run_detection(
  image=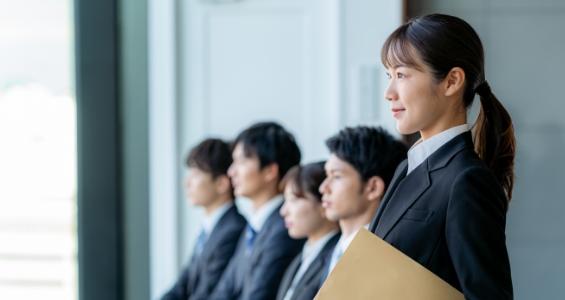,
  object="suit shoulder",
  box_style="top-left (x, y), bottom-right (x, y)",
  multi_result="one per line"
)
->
top-left (222, 205), bottom-right (247, 228)
top-left (445, 147), bottom-right (491, 174)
